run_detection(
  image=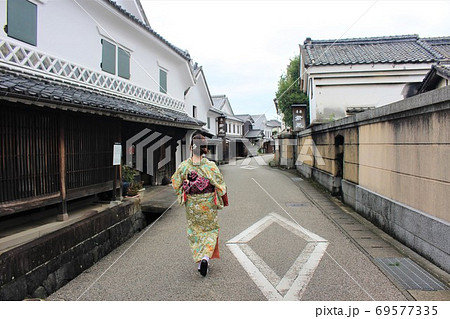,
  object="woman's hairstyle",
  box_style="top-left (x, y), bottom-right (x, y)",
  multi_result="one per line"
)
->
top-left (191, 134), bottom-right (208, 155)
